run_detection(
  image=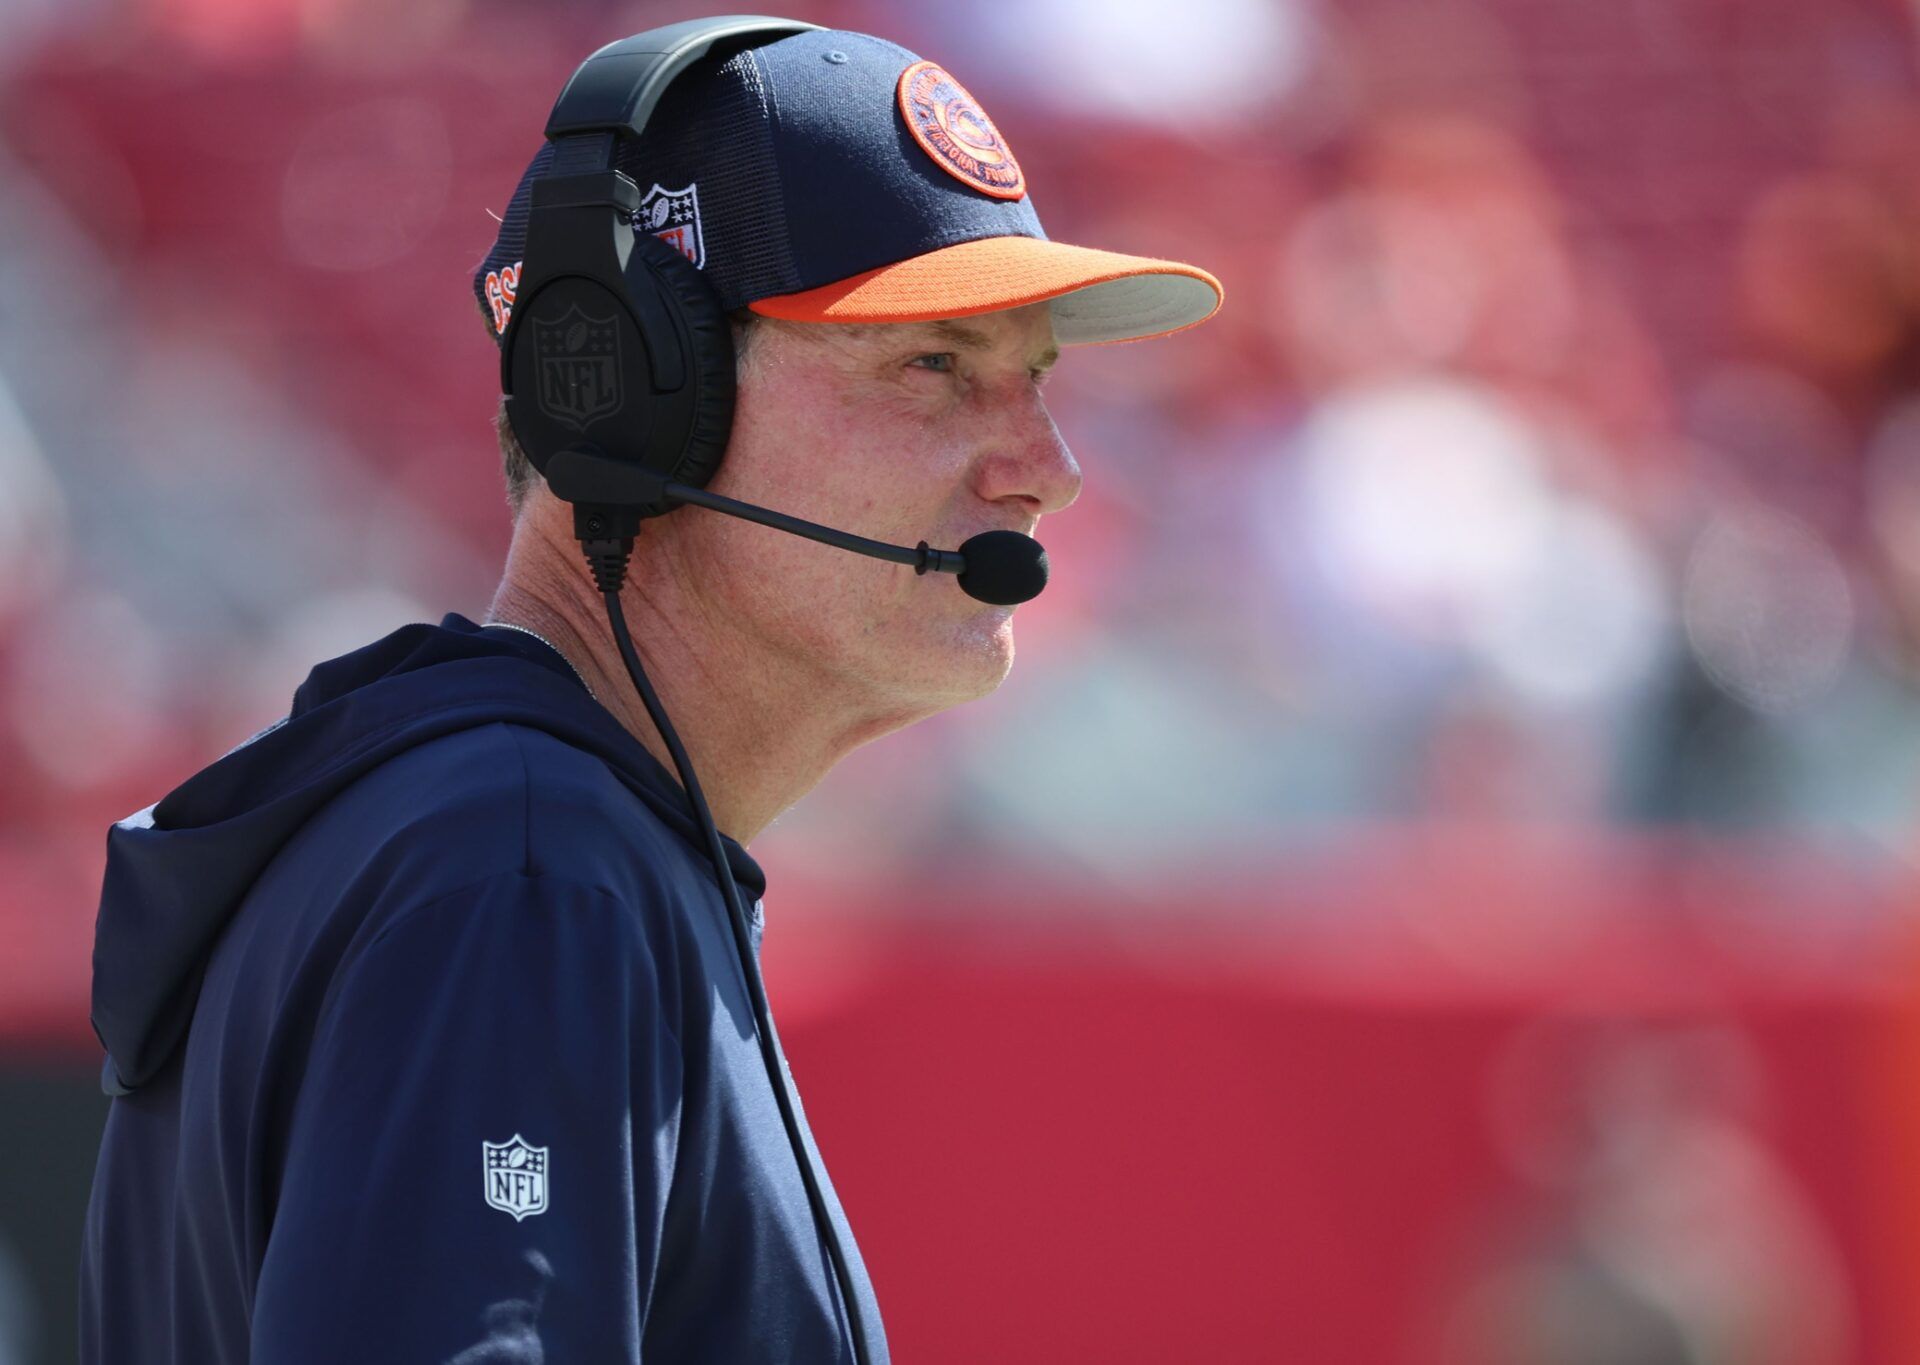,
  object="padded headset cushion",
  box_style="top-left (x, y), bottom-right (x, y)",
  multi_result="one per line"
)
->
top-left (627, 230), bottom-right (737, 492)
